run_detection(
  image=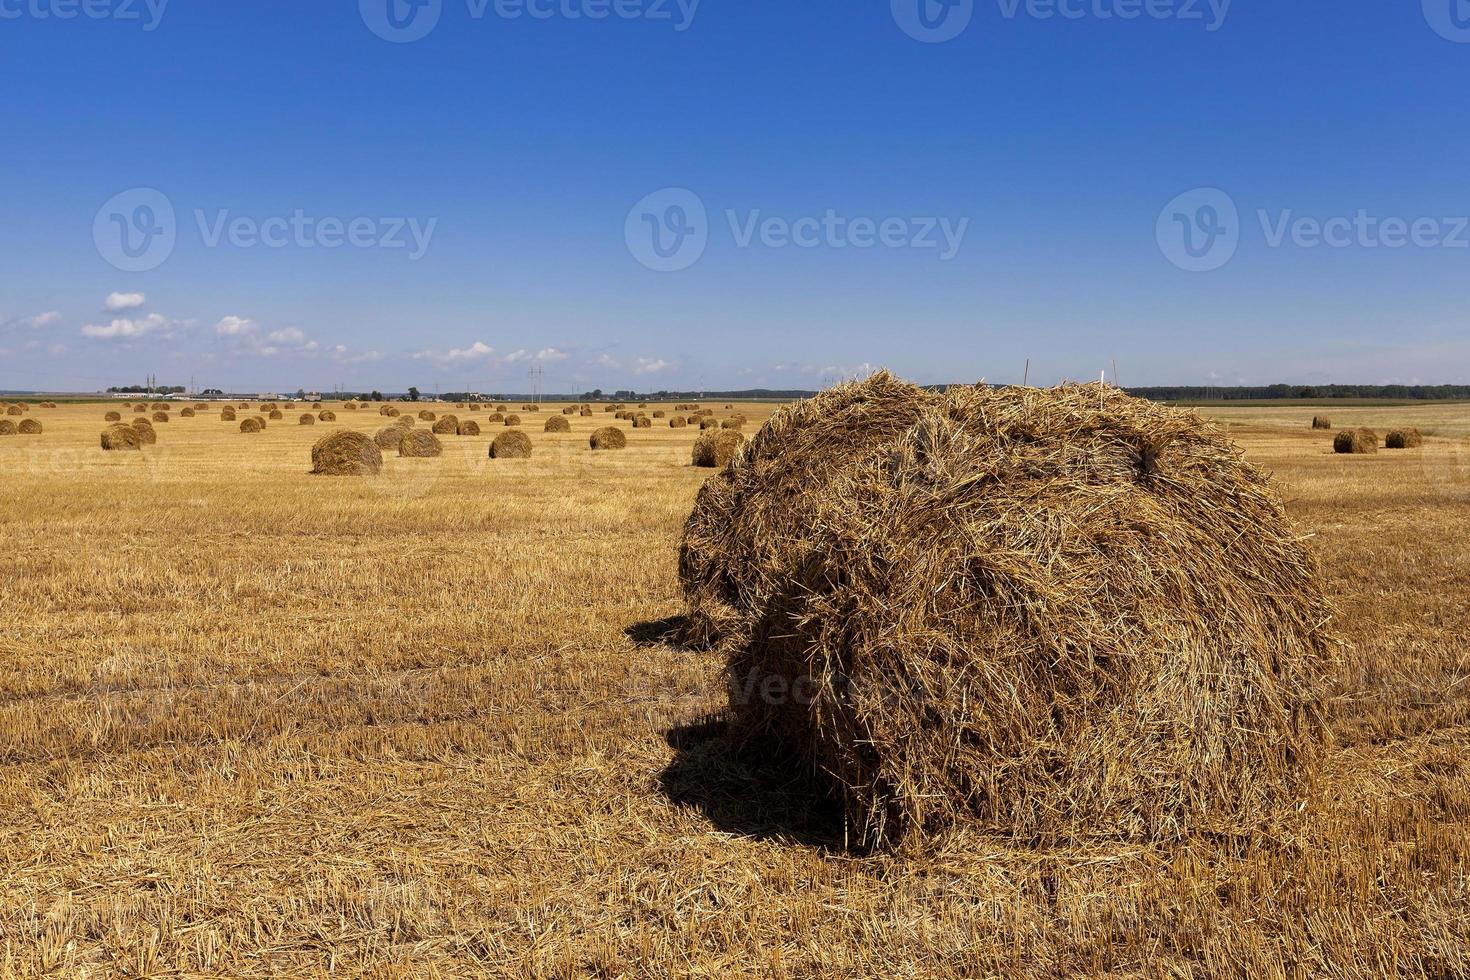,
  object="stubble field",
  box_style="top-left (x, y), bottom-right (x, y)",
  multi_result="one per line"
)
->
top-left (0, 398), bottom-right (1466, 977)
